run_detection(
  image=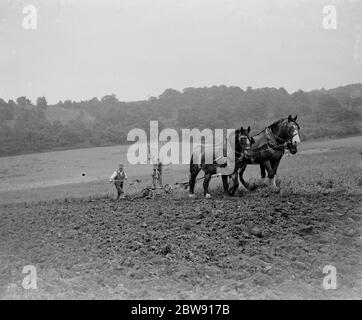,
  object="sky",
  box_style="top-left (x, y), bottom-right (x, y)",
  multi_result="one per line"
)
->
top-left (0, 0), bottom-right (361, 104)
